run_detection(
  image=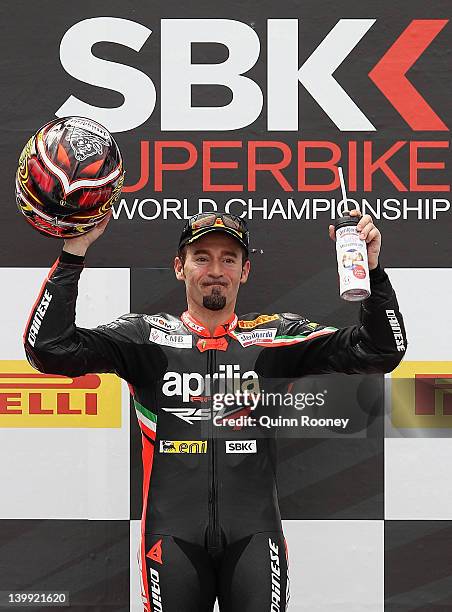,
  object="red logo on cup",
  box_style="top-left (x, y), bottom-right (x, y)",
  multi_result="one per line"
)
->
top-left (353, 266), bottom-right (366, 279)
